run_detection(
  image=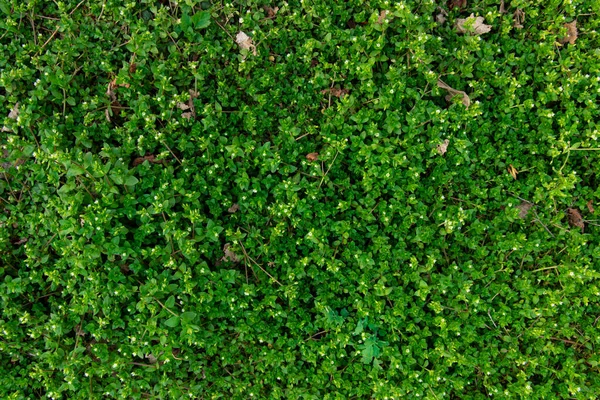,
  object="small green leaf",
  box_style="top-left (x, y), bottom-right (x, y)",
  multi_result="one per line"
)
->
top-left (125, 176), bottom-right (139, 186)
top-left (181, 312), bottom-right (197, 324)
top-left (193, 11), bottom-right (211, 29)
top-left (165, 296), bottom-right (175, 309)
top-left (67, 165), bottom-right (85, 177)
top-left (165, 316), bottom-right (180, 327)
